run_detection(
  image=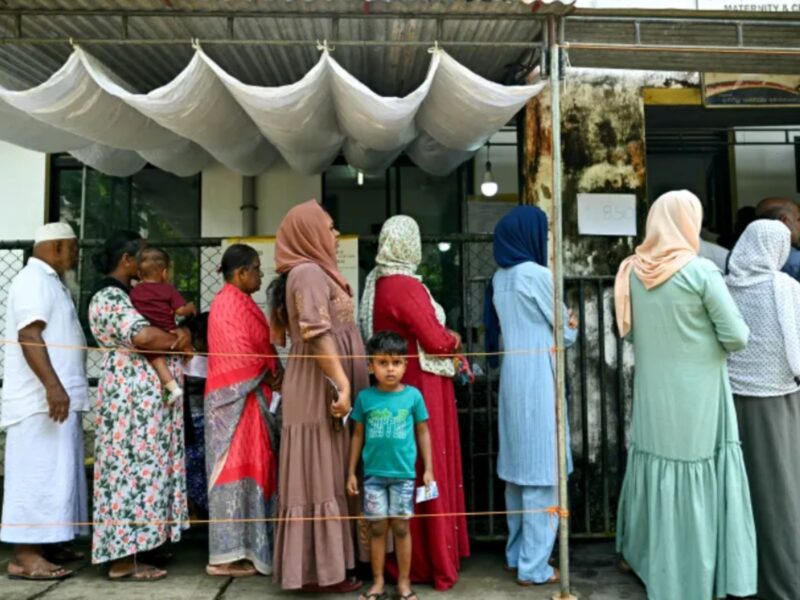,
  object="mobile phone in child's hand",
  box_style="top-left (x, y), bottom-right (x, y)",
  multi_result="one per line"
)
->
top-left (416, 481), bottom-right (439, 504)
